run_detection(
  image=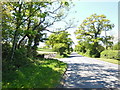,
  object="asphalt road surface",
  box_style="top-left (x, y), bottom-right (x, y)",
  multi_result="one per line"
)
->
top-left (57, 52), bottom-right (120, 89)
